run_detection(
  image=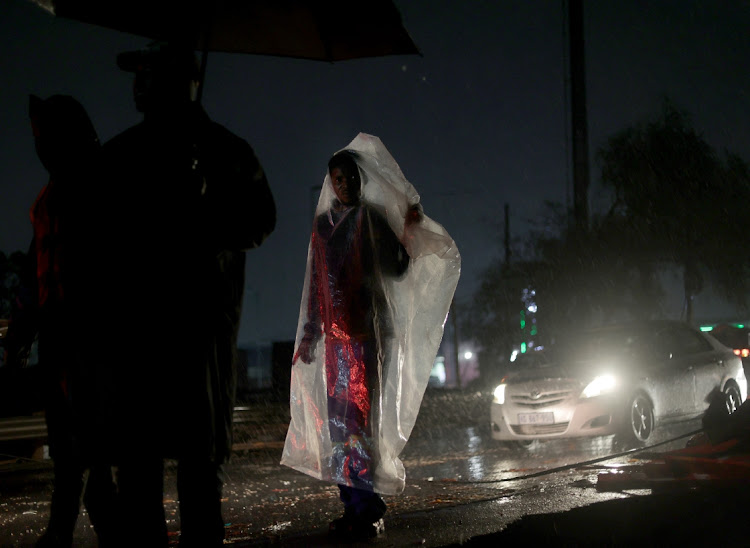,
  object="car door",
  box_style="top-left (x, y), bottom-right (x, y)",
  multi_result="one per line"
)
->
top-left (687, 331), bottom-right (726, 412)
top-left (664, 325), bottom-right (727, 416)
top-left (649, 327), bottom-right (699, 418)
